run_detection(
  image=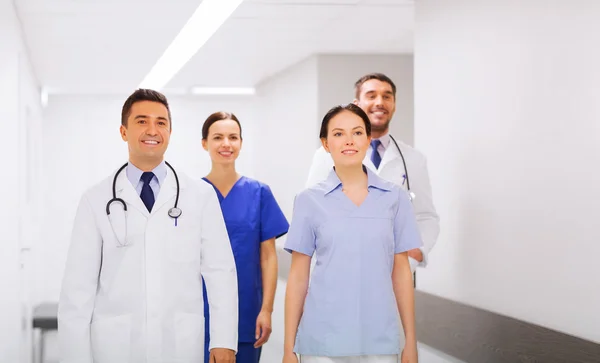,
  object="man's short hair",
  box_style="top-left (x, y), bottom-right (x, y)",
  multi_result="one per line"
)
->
top-left (354, 73), bottom-right (397, 99)
top-left (121, 89), bottom-right (172, 127)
